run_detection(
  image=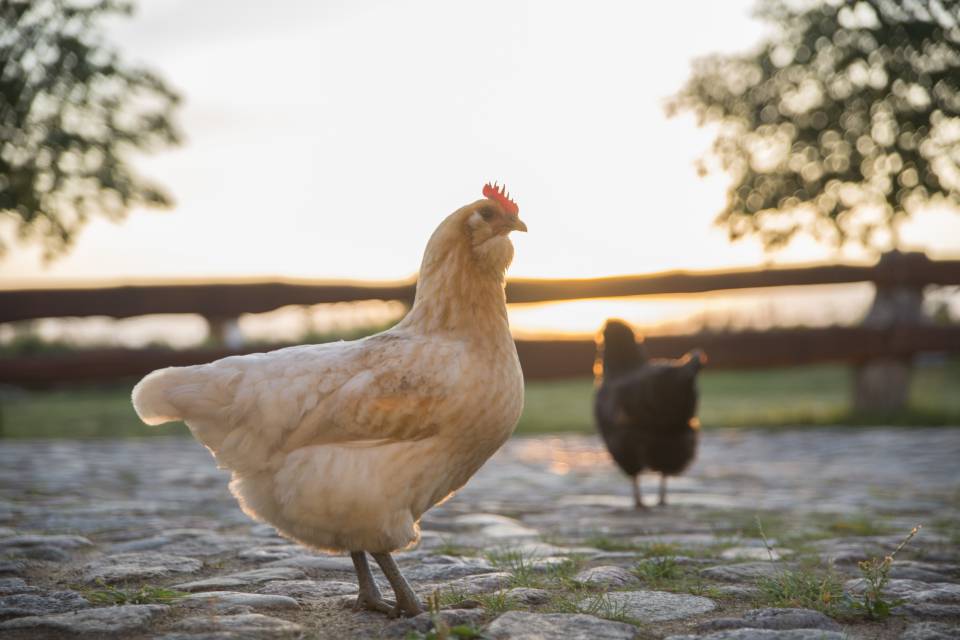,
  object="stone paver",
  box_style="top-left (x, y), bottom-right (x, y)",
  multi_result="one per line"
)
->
top-left (0, 534), bottom-right (93, 561)
top-left (698, 608), bottom-right (842, 632)
top-left (844, 578), bottom-right (960, 604)
top-left (668, 631), bottom-right (849, 640)
top-left (82, 551), bottom-right (202, 582)
top-left (0, 577), bottom-right (33, 596)
top-left (900, 621), bottom-right (960, 639)
top-left (173, 567), bottom-right (306, 591)
top-left (383, 608), bottom-right (488, 639)
top-left (589, 590), bottom-right (717, 622)
top-left (167, 612), bottom-right (303, 637)
top-left (486, 611), bottom-right (638, 639)
top-left (506, 587), bottom-right (551, 604)
top-left (700, 562), bottom-right (790, 582)
top-left (425, 571), bottom-right (512, 596)
top-left (0, 589), bottom-right (90, 617)
top-left (0, 604), bottom-right (168, 634)
top-left (255, 579), bottom-right (358, 600)
top-left (0, 428), bottom-right (956, 639)
top-left (573, 565), bottom-right (640, 588)
top-left (179, 590), bottom-right (301, 612)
